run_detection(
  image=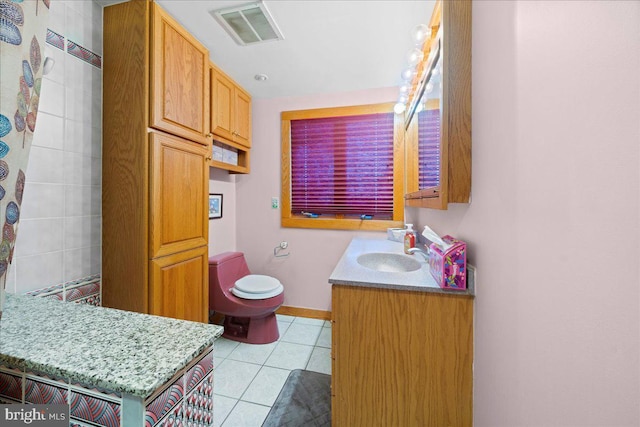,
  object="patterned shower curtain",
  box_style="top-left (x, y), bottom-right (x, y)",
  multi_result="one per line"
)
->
top-left (0, 0), bottom-right (50, 318)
